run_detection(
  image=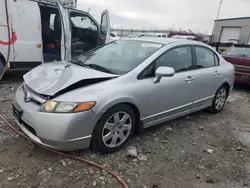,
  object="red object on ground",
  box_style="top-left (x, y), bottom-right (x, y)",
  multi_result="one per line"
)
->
top-left (0, 114), bottom-right (129, 188)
